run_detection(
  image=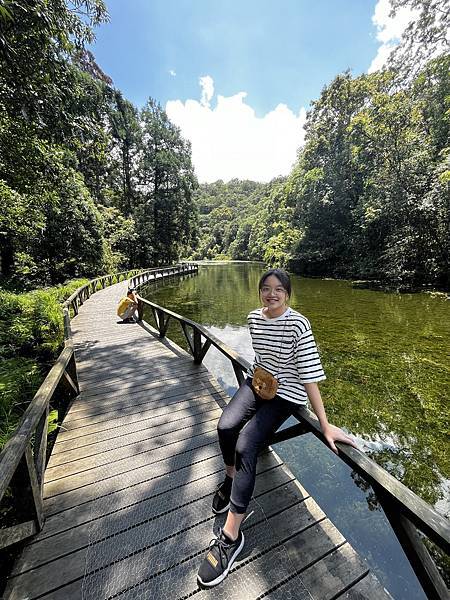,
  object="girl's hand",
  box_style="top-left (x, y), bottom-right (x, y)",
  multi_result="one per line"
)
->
top-left (321, 423), bottom-right (357, 454)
